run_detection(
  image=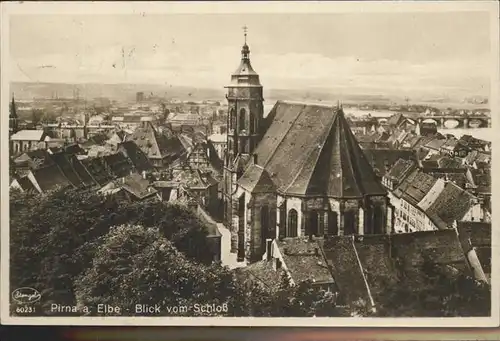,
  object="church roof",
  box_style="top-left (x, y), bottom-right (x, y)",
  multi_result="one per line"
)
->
top-left (238, 164), bottom-right (276, 193)
top-left (246, 101), bottom-right (386, 198)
